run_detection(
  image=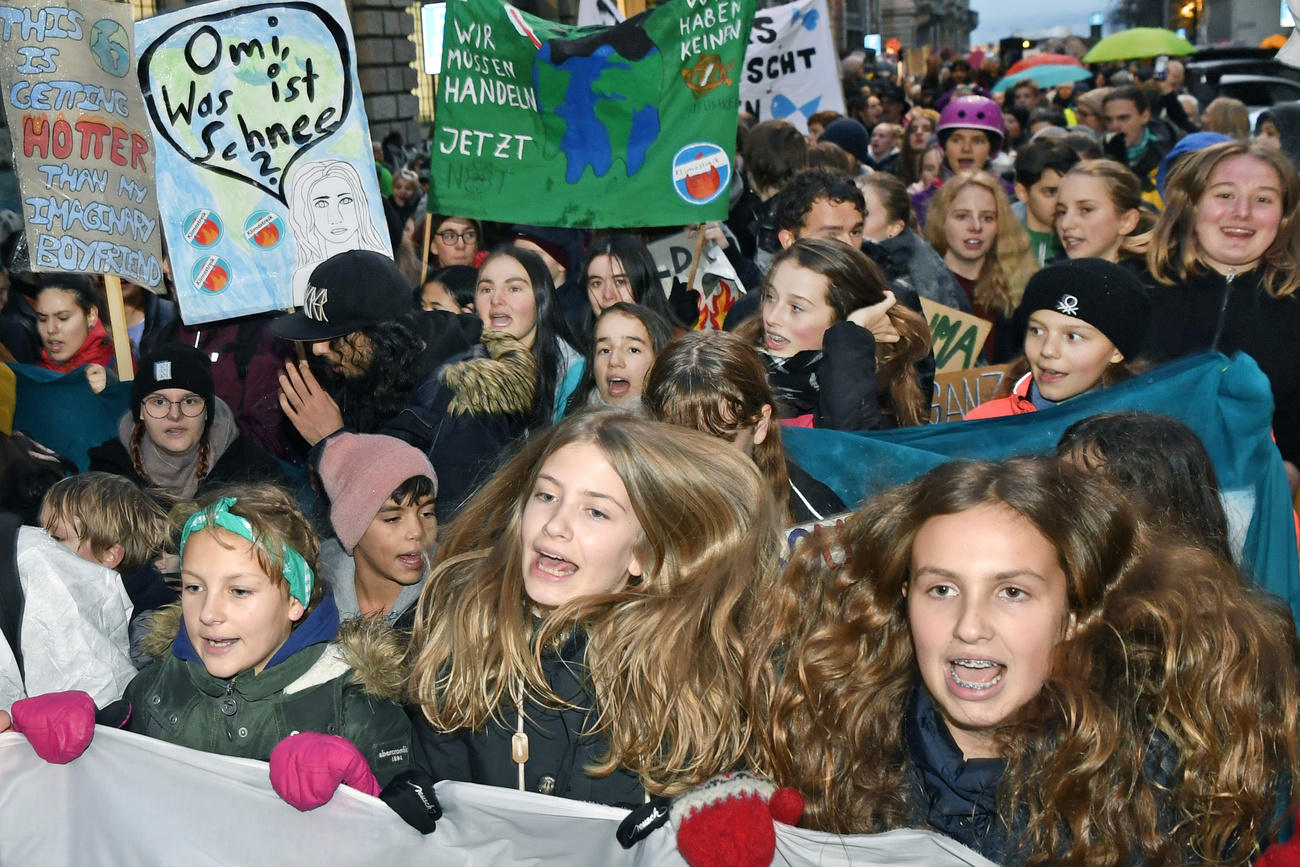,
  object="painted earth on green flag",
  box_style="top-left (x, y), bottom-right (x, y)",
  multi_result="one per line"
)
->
top-left (535, 32), bottom-right (662, 183)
